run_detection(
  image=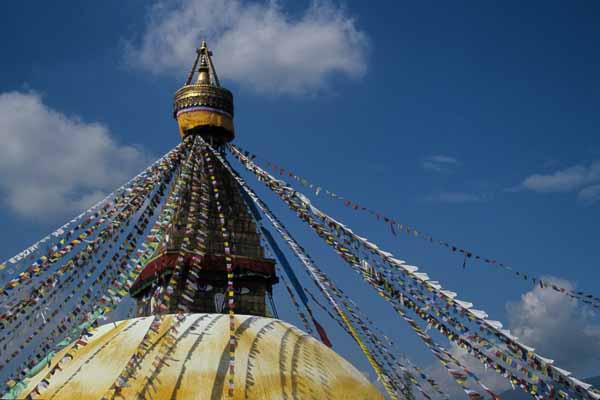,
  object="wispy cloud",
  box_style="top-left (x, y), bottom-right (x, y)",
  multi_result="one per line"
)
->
top-left (425, 191), bottom-right (487, 204)
top-left (578, 184), bottom-right (600, 206)
top-left (421, 155), bottom-right (460, 173)
top-left (126, 0), bottom-right (368, 95)
top-left (0, 91), bottom-right (152, 219)
top-left (517, 160), bottom-right (600, 205)
top-left (521, 161), bottom-right (600, 192)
